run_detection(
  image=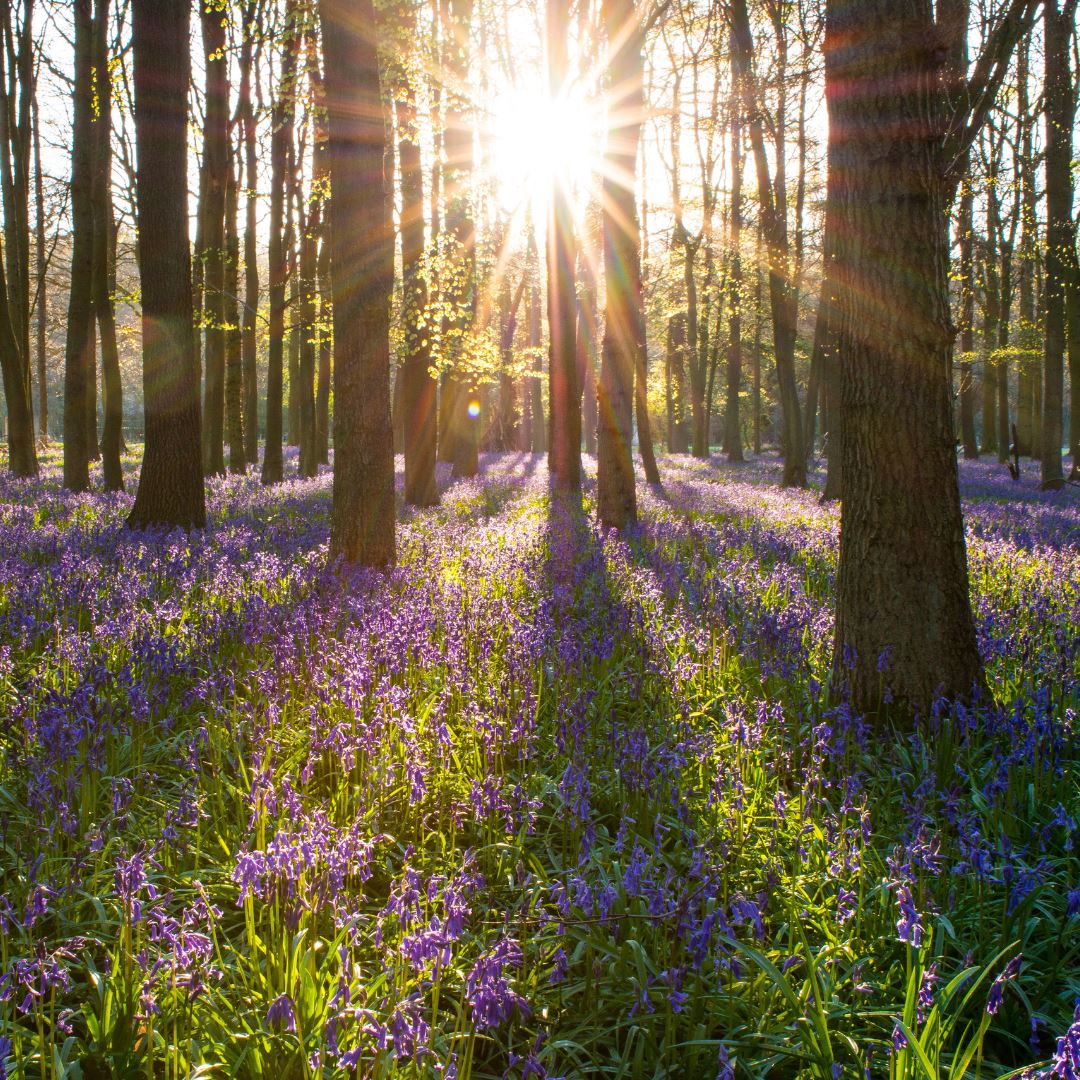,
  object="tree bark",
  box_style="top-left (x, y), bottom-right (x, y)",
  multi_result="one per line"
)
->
top-left (240, 0), bottom-right (260, 466)
top-left (320, 0), bottom-right (395, 566)
top-left (200, 0), bottom-right (228, 477)
top-left (724, 55), bottom-right (744, 464)
top-left (546, 0), bottom-right (581, 491)
top-left (225, 144), bottom-right (246, 474)
top-left (127, 0), bottom-right (206, 530)
top-left (92, 0), bottom-right (123, 491)
top-left (826, 0), bottom-right (983, 713)
top-left (1040, 0), bottom-right (1075, 487)
top-left (397, 9), bottom-right (437, 506)
top-left (730, 0), bottom-right (805, 486)
top-left (957, 175), bottom-right (979, 457)
top-left (63, 0), bottom-right (94, 492)
top-left (261, 0), bottom-right (299, 485)
top-left (596, 0), bottom-right (642, 529)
